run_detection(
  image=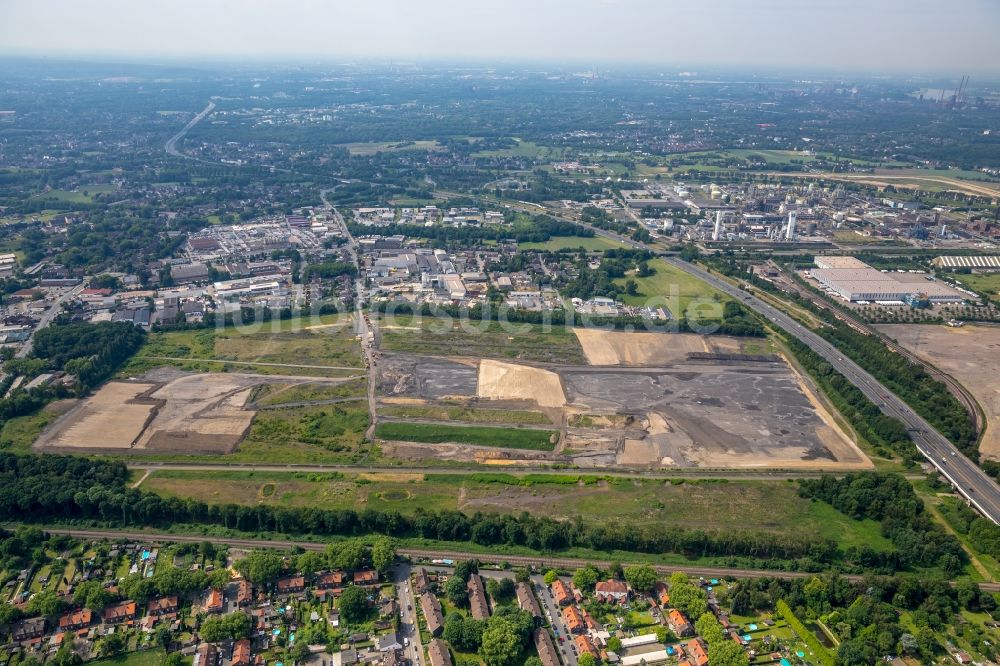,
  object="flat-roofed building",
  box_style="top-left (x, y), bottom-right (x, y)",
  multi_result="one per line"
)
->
top-left (810, 257), bottom-right (966, 303)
